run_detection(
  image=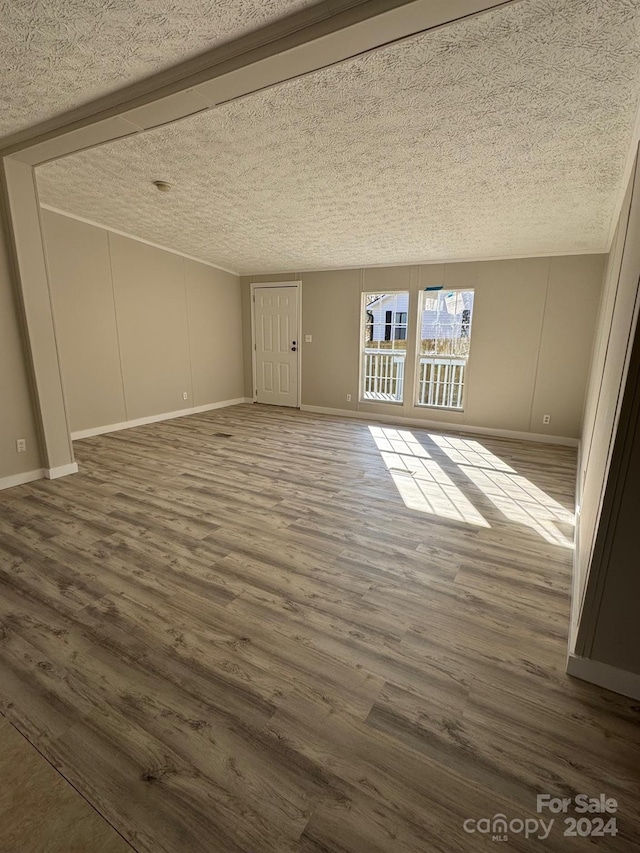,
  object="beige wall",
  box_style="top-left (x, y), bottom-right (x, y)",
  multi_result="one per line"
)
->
top-left (530, 256), bottom-right (605, 439)
top-left (109, 234), bottom-right (193, 421)
top-left (3, 160), bottom-right (75, 474)
top-left (0, 202), bottom-right (42, 478)
top-left (185, 258), bottom-right (245, 407)
top-left (242, 253), bottom-right (604, 439)
top-left (572, 177), bottom-right (635, 643)
top-left (42, 210), bottom-right (244, 433)
top-left (589, 342), bottom-right (640, 675)
top-left (573, 152), bottom-right (640, 676)
top-left (43, 212), bottom-right (127, 430)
